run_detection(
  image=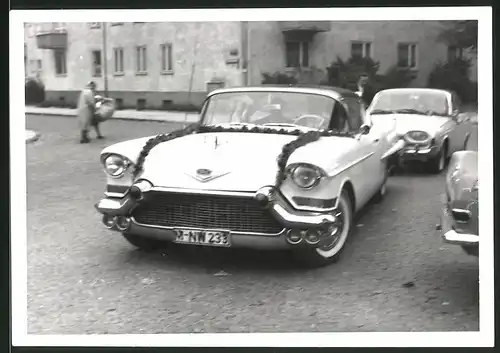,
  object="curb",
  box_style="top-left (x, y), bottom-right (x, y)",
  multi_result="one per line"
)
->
top-left (25, 110), bottom-right (198, 124)
top-left (26, 130), bottom-right (40, 144)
